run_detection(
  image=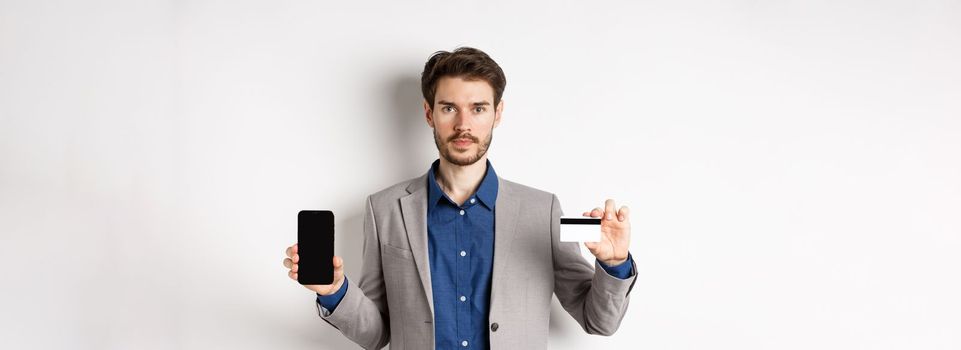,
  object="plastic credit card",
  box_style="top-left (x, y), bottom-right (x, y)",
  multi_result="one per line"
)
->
top-left (560, 217), bottom-right (602, 242)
